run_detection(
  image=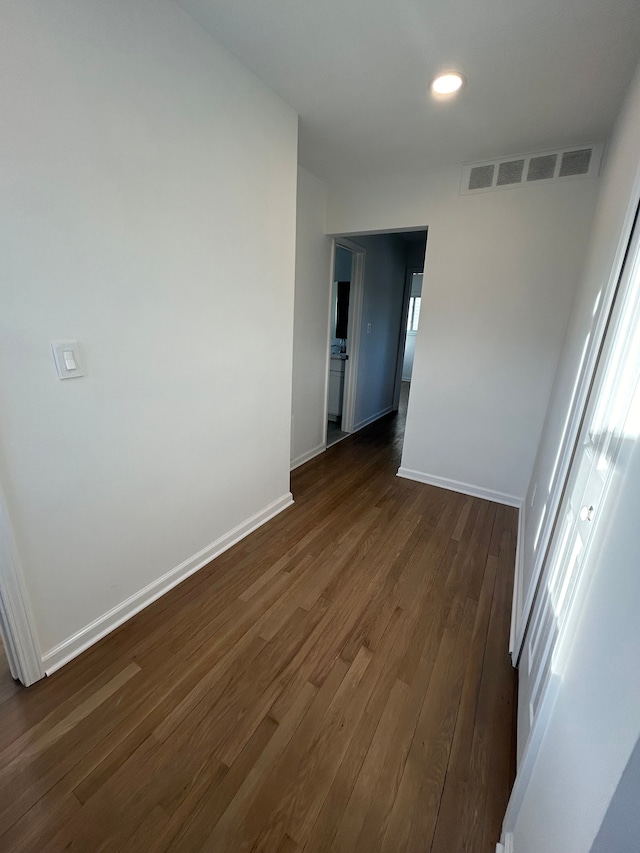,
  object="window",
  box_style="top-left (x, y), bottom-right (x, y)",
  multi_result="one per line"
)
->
top-left (407, 296), bottom-right (421, 332)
